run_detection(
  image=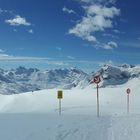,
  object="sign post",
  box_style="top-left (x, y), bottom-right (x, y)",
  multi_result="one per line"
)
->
top-left (57, 90), bottom-right (63, 115)
top-left (126, 88), bottom-right (131, 114)
top-left (94, 75), bottom-right (101, 117)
